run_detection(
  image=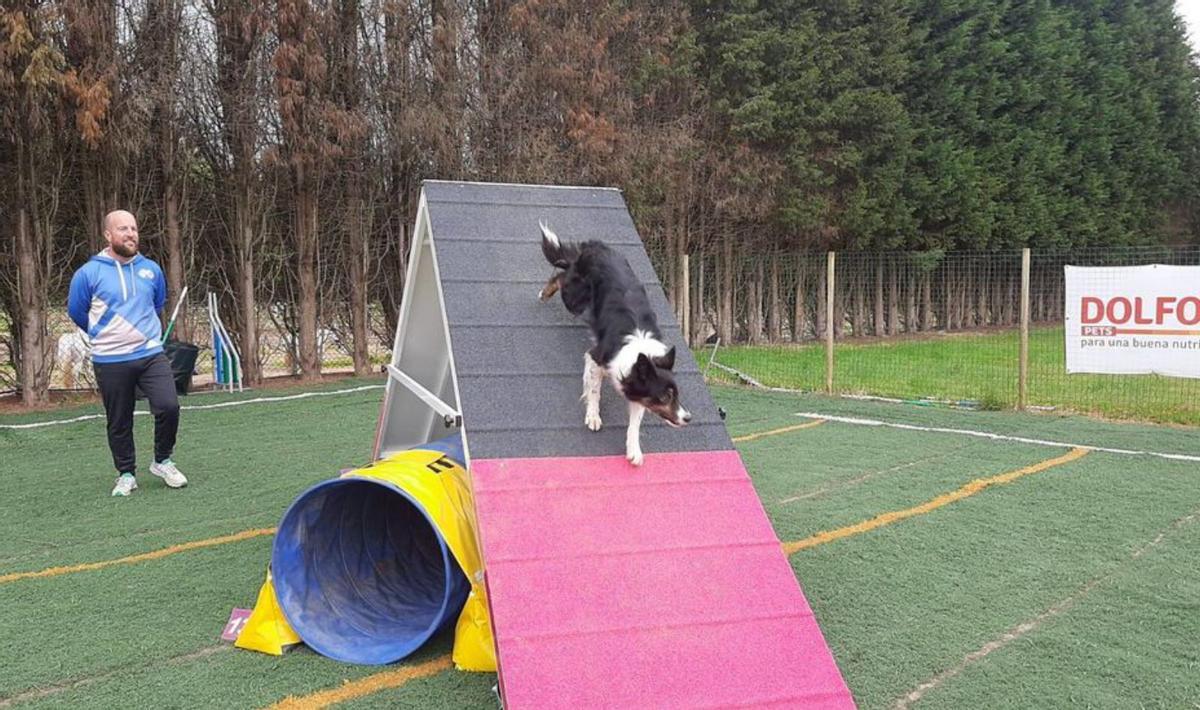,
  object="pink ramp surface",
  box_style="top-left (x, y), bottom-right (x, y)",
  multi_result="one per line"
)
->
top-left (471, 450), bottom-right (855, 709)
